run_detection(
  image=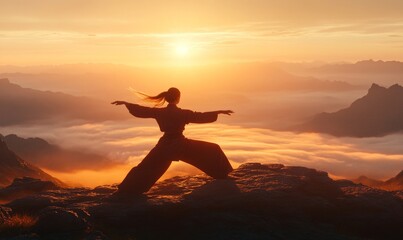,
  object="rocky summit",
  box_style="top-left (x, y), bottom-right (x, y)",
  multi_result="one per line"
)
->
top-left (1, 163), bottom-right (402, 240)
